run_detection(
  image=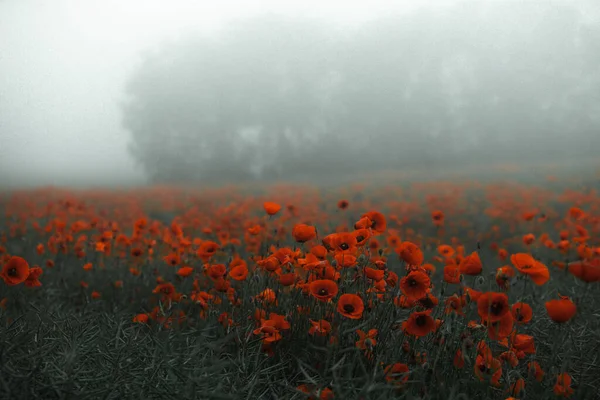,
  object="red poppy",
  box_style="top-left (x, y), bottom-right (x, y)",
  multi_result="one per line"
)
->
top-left (402, 310), bottom-right (436, 337)
top-left (396, 241), bottom-right (424, 266)
top-left (337, 200), bottom-right (349, 210)
top-left (443, 264), bottom-right (461, 284)
top-left (474, 354), bottom-right (502, 386)
top-left (355, 329), bottom-right (378, 350)
top-left (383, 363), bottom-right (409, 386)
top-left (24, 266), bottom-right (43, 287)
top-left (399, 270), bottom-right (431, 301)
top-left (568, 258), bottom-right (600, 283)
top-left (292, 224), bottom-right (317, 243)
top-left (554, 373), bottom-right (574, 397)
top-left (263, 202), bottom-right (281, 216)
top-left (431, 210), bottom-right (444, 226)
top-left (459, 252), bottom-right (482, 275)
top-left (545, 296), bottom-right (576, 323)
top-left (477, 292), bottom-right (510, 322)
top-left (308, 319), bottom-right (332, 336)
top-left (510, 253), bottom-right (550, 285)
top-left (511, 302), bottom-right (532, 324)
top-left (309, 279), bottom-right (339, 302)
top-left (176, 266), bottom-right (193, 277)
top-left (361, 211), bottom-right (387, 234)
top-left (1, 256), bottom-right (30, 286)
top-left (229, 264), bottom-right (249, 281)
top-left (337, 294), bottom-right (364, 319)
